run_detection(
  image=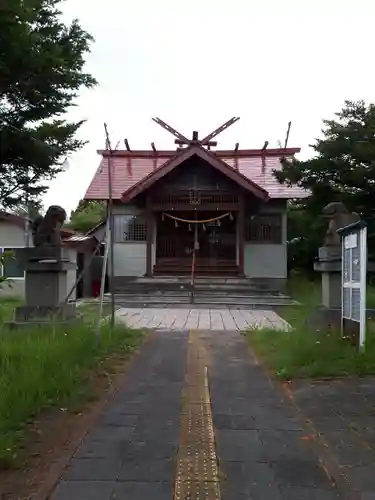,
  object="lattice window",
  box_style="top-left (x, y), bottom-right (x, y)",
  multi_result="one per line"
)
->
top-left (114, 215), bottom-right (147, 242)
top-left (245, 214), bottom-right (282, 244)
